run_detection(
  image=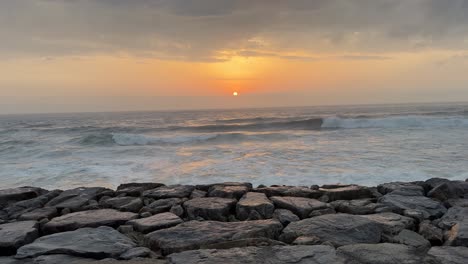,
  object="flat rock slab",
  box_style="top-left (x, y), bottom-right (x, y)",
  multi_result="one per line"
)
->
top-left (427, 246), bottom-right (468, 264)
top-left (127, 212), bottom-right (183, 233)
top-left (184, 197), bottom-right (236, 221)
top-left (4, 190), bottom-right (61, 220)
top-left (0, 187), bottom-right (47, 207)
top-left (16, 226), bottom-right (136, 259)
top-left (0, 257), bottom-right (33, 264)
top-left (331, 199), bottom-right (380, 215)
top-left (100, 197), bottom-right (143, 213)
top-left (116, 182), bottom-right (165, 197)
top-left (43, 209), bottom-right (137, 234)
top-left (140, 198), bottom-right (182, 214)
top-left (360, 212), bottom-right (415, 235)
top-left (438, 206), bottom-right (468, 229)
top-left (236, 192), bottom-right (274, 220)
top-left (270, 196), bottom-right (328, 219)
top-left (280, 214), bottom-right (383, 246)
top-left (167, 245), bottom-right (337, 264)
top-left (145, 219), bottom-right (283, 255)
top-left (379, 193), bottom-right (446, 219)
top-left (0, 221), bottom-right (38, 255)
top-left (18, 207), bottom-right (58, 221)
top-left (336, 243), bottom-right (426, 264)
top-left (377, 182), bottom-right (425, 196)
top-left (391, 229), bottom-right (431, 250)
top-left (253, 186), bottom-right (322, 198)
top-left (33, 254), bottom-right (98, 264)
top-left (319, 185), bottom-right (373, 201)
top-left (208, 185), bottom-right (250, 200)
top-left (45, 187), bottom-right (110, 211)
top-left (143, 185), bottom-right (194, 199)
